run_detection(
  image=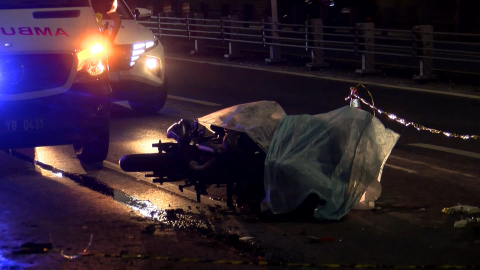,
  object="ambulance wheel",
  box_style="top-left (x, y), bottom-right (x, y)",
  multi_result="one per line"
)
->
top-left (73, 128), bottom-right (110, 164)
